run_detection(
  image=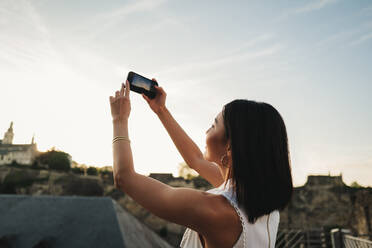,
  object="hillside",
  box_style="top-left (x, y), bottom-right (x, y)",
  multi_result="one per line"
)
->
top-left (1, 165), bottom-right (371, 246)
